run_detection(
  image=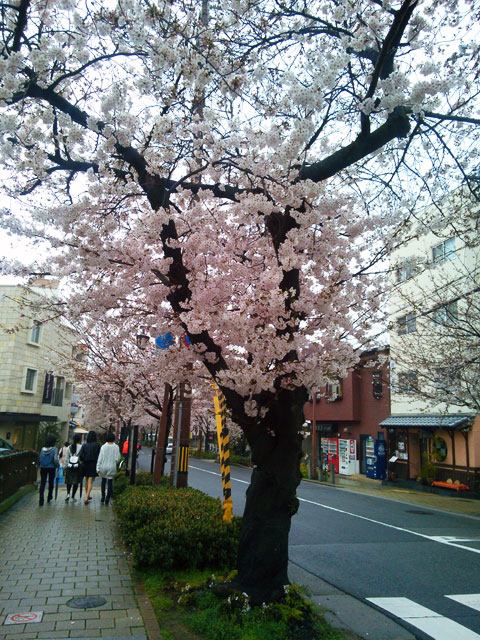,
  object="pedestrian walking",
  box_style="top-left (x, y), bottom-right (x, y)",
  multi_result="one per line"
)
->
top-left (58, 442), bottom-right (70, 470)
top-left (122, 438), bottom-right (129, 467)
top-left (58, 441), bottom-right (69, 478)
top-left (65, 433), bottom-right (83, 502)
top-left (80, 430), bottom-right (101, 505)
top-left (38, 434), bottom-right (59, 506)
top-left (96, 432), bottom-right (121, 505)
